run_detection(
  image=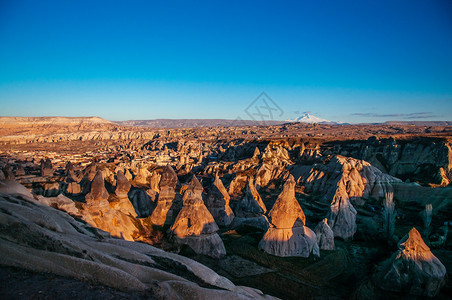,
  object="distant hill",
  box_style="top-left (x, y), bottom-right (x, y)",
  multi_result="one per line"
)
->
top-left (0, 116), bottom-right (112, 125)
top-left (0, 116), bottom-right (117, 137)
top-left (383, 121), bottom-right (452, 126)
top-left (113, 119), bottom-right (285, 128)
